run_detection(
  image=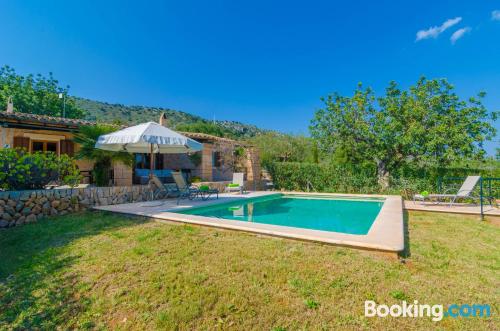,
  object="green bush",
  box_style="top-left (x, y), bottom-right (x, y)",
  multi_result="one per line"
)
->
top-left (266, 162), bottom-right (499, 197)
top-left (0, 148), bottom-right (81, 190)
